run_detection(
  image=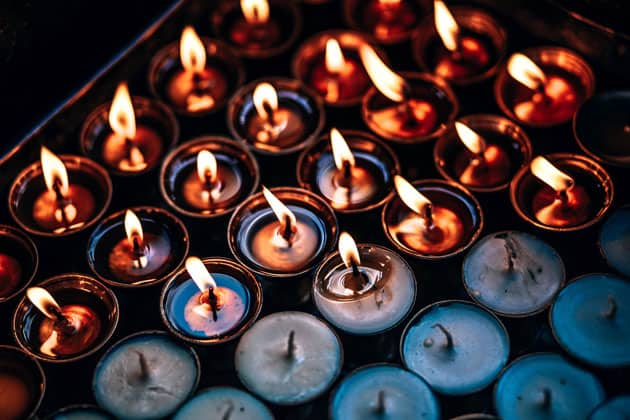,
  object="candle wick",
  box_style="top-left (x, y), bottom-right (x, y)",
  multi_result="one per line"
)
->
top-left (538, 387), bottom-right (552, 410)
top-left (131, 236), bottom-right (147, 269)
top-left (50, 306), bottom-right (76, 336)
top-left (375, 390), bottom-right (386, 414)
top-left (263, 102), bottom-right (275, 125)
top-left (432, 323), bottom-right (454, 349)
top-left (221, 401), bottom-right (235, 420)
top-left (52, 178), bottom-right (71, 226)
top-left (134, 351), bottom-right (150, 382)
top-left (342, 160), bottom-right (353, 184)
top-left (502, 237), bottom-right (518, 272)
top-left (286, 330), bottom-right (296, 359)
top-left (281, 214), bottom-right (294, 246)
top-left (208, 287), bottom-right (219, 322)
top-left (602, 295), bottom-right (617, 319)
top-left (423, 203), bottom-right (434, 229)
